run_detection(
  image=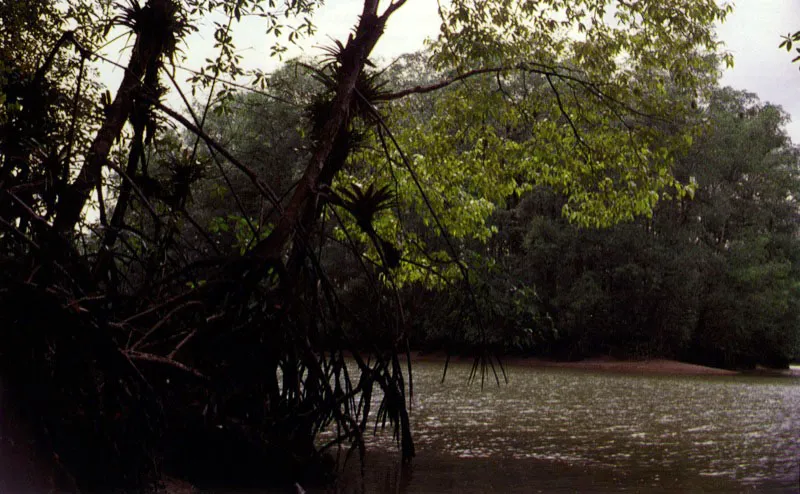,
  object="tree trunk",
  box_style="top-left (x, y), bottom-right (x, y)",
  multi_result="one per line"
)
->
top-left (250, 0), bottom-right (401, 263)
top-left (53, 0), bottom-right (173, 235)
